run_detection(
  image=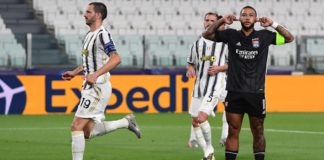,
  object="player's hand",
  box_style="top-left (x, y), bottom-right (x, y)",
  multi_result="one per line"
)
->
top-left (62, 71), bottom-right (75, 81)
top-left (223, 14), bottom-right (237, 25)
top-left (85, 73), bottom-right (98, 85)
top-left (208, 66), bottom-right (222, 75)
top-left (186, 67), bottom-right (196, 78)
top-left (258, 17), bottom-right (273, 27)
